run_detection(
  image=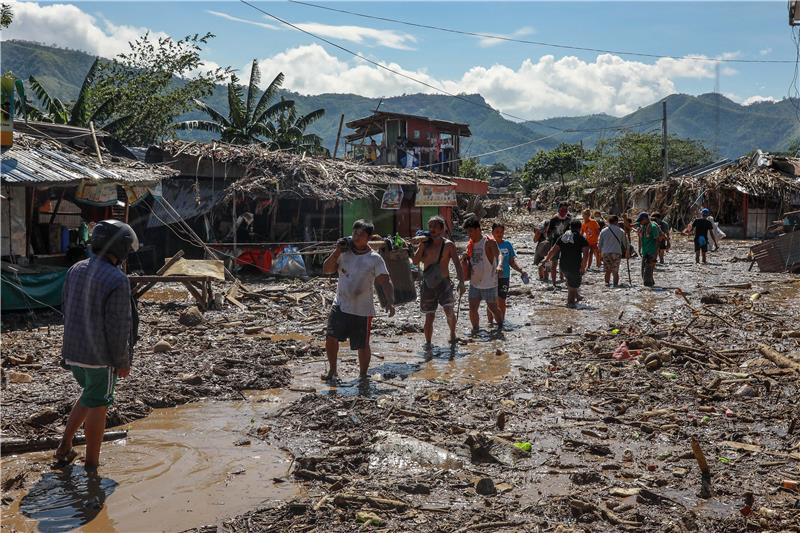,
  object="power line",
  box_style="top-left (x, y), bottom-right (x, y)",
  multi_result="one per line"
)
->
top-left (287, 0), bottom-right (796, 65)
top-left (239, 1), bottom-right (665, 136)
